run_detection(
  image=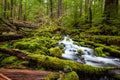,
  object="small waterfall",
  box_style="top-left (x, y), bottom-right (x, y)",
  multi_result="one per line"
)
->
top-left (59, 36), bottom-right (120, 67)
